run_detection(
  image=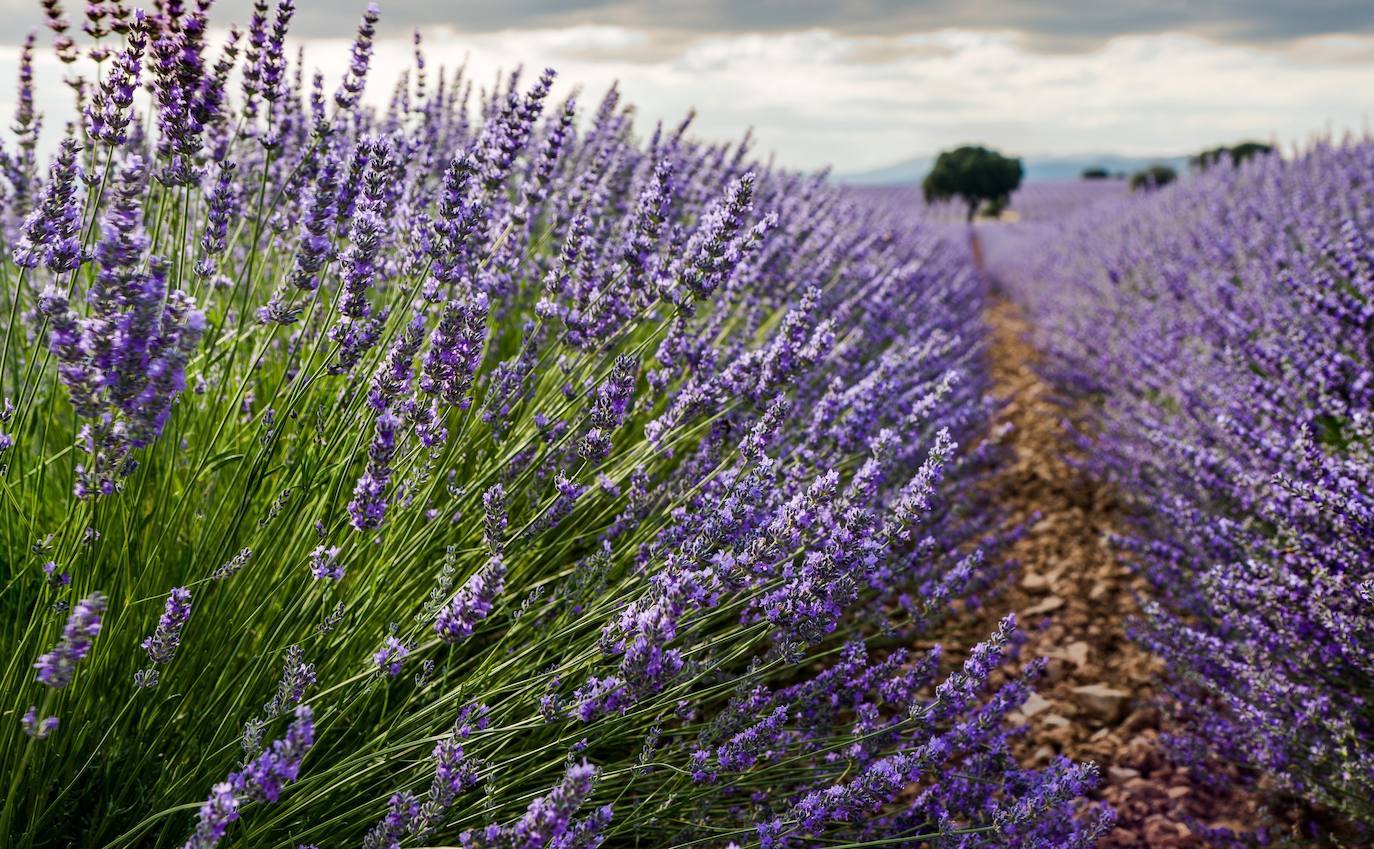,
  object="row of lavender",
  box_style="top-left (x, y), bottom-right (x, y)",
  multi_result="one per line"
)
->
top-left (1003, 144), bottom-right (1374, 827)
top-left (0, 2), bottom-right (1109, 847)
